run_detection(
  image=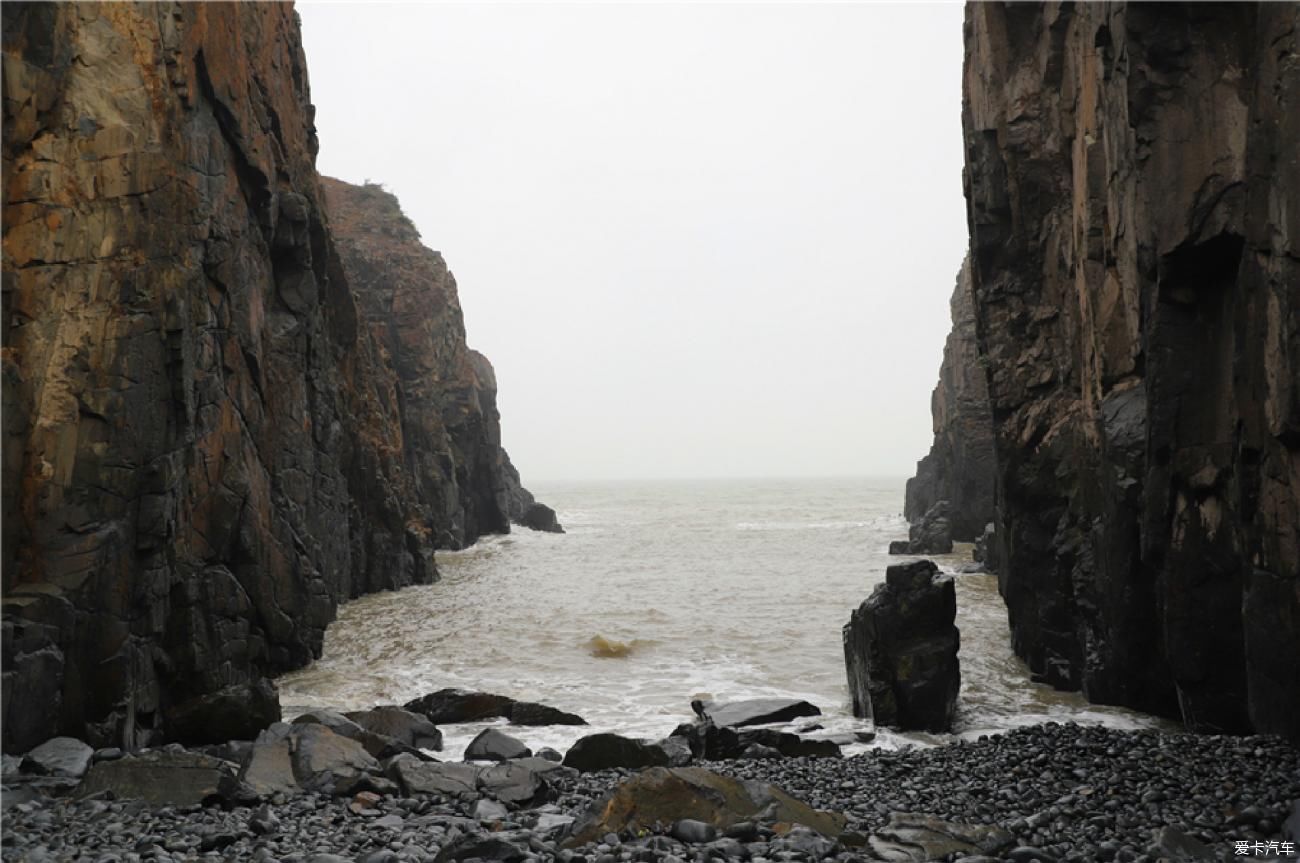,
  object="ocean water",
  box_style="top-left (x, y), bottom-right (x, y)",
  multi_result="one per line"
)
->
top-left (278, 477), bottom-right (1171, 756)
